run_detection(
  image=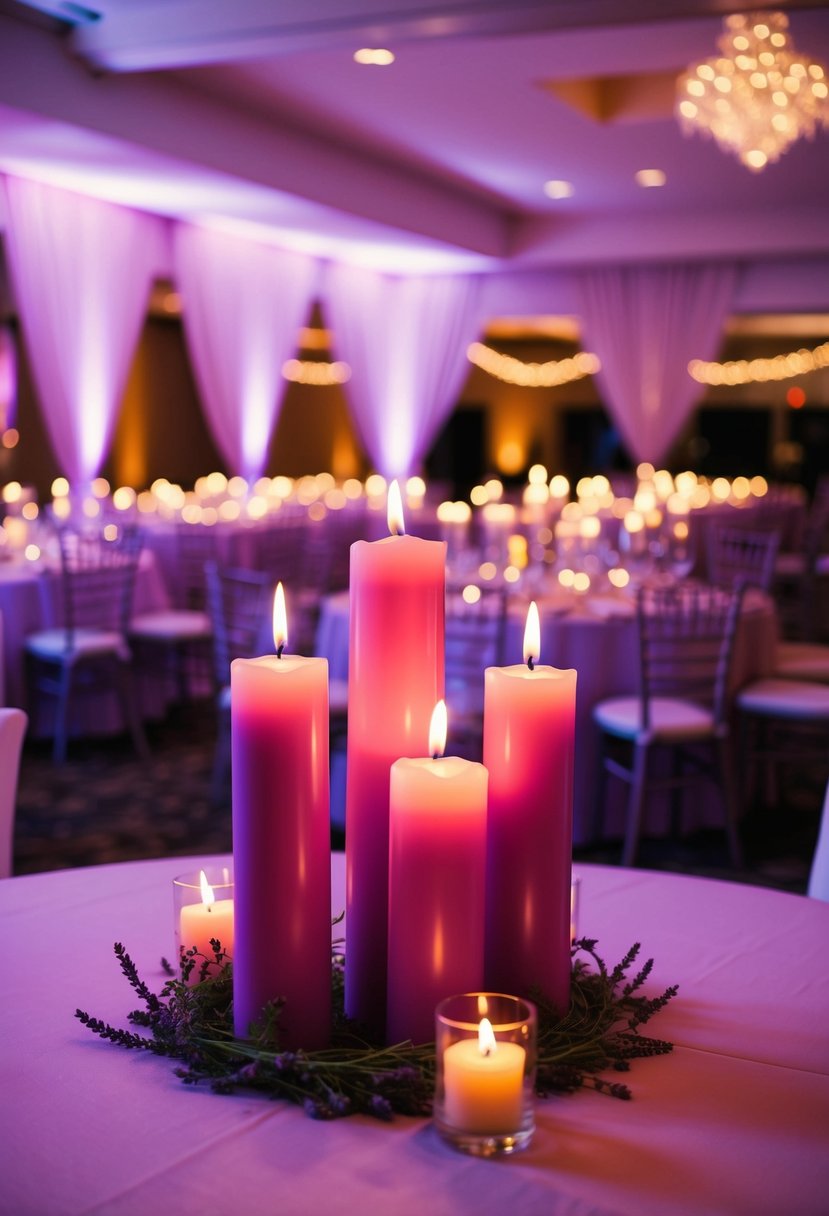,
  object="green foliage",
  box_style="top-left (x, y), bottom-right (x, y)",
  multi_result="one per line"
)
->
top-left (76, 936), bottom-right (676, 1120)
